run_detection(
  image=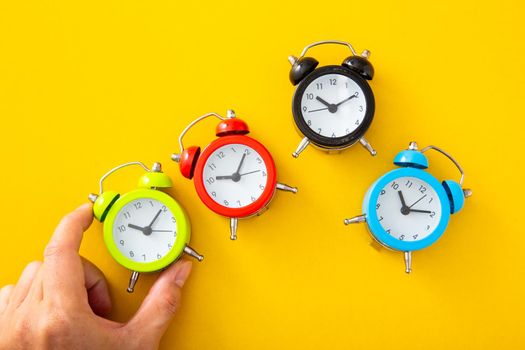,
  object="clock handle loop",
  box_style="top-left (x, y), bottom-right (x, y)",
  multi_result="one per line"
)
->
top-left (296, 40), bottom-right (358, 60)
top-left (177, 111), bottom-right (231, 152)
top-left (421, 145), bottom-right (465, 185)
top-left (97, 161), bottom-right (151, 194)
